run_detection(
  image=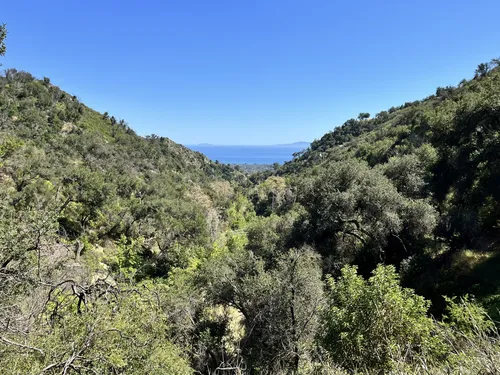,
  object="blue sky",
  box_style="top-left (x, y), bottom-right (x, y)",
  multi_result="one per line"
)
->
top-left (2, 1), bottom-right (500, 145)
